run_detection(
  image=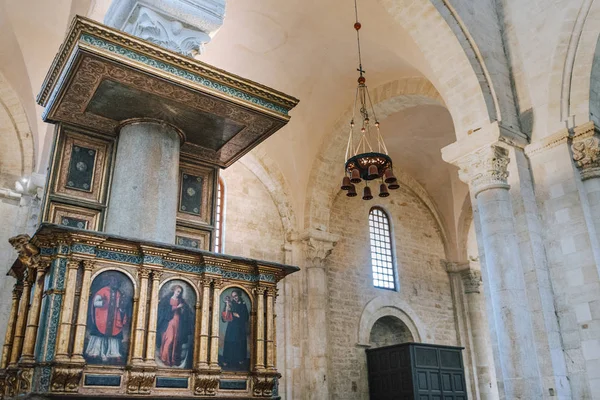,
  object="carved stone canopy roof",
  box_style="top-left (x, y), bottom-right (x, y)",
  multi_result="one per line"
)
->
top-left (15, 223), bottom-right (299, 283)
top-left (37, 16), bottom-right (299, 168)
